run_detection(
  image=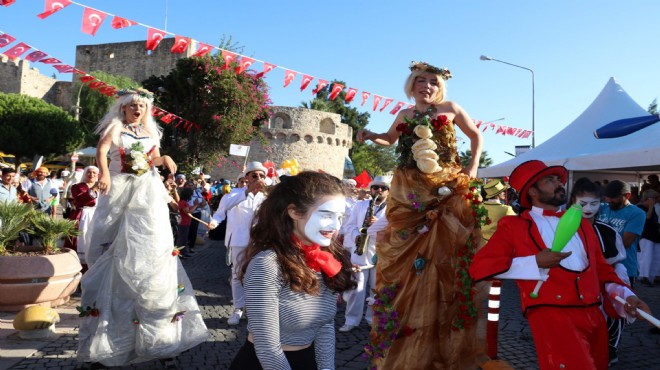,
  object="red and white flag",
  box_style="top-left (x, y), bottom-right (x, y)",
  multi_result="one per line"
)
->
top-left (171, 35), bottom-right (190, 54)
top-left (361, 91), bottom-right (371, 106)
top-left (193, 42), bottom-right (213, 57)
top-left (329, 83), bottom-right (344, 100)
top-left (79, 75), bottom-right (96, 83)
top-left (496, 125), bottom-right (505, 135)
top-left (0, 33), bottom-right (16, 48)
top-left (235, 57), bottom-right (255, 74)
top-left (221, 50), bottom-right (237, 69)
top-left (25, 50), bottom-right (47, 62)
top-left (389, 101), bottom-right (406, 115)
top-left (88, 81), bottom-right (107, 90)
top-left (81, 7), bottom-right (107, 36)
top-left (37, 0), bottom-right (72, 20)
top-left (2, 42), bottom-right (30, 60)
top-left (520, 130), bottom-right (532, 139)
top-left (312, 79), bottom-right (329, 95)
top-left (300, 74), bottom-right (314, 91)
top-left (345, 87), bottom-right (358, 103)
top-left (1, 0), bottom-right (17, 7)
top-left (283, 70), bottom-right (297, 88)
top-left (256, 62), bottom-right (276, 78)
top-left (39, 57), bottom-right (61, 64)
top-left (53, 64), bottom-right (74, 73)
top-left (160, 113), bottom-right (175, 124)
top-left (379, 98), bottom-right (394, 112)
top-left (372, 95), bottom-right (382, 111)
top-left (146, 28), bottom-right (166, 51)
top-left (111, 15), bottom-right (137, 29)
